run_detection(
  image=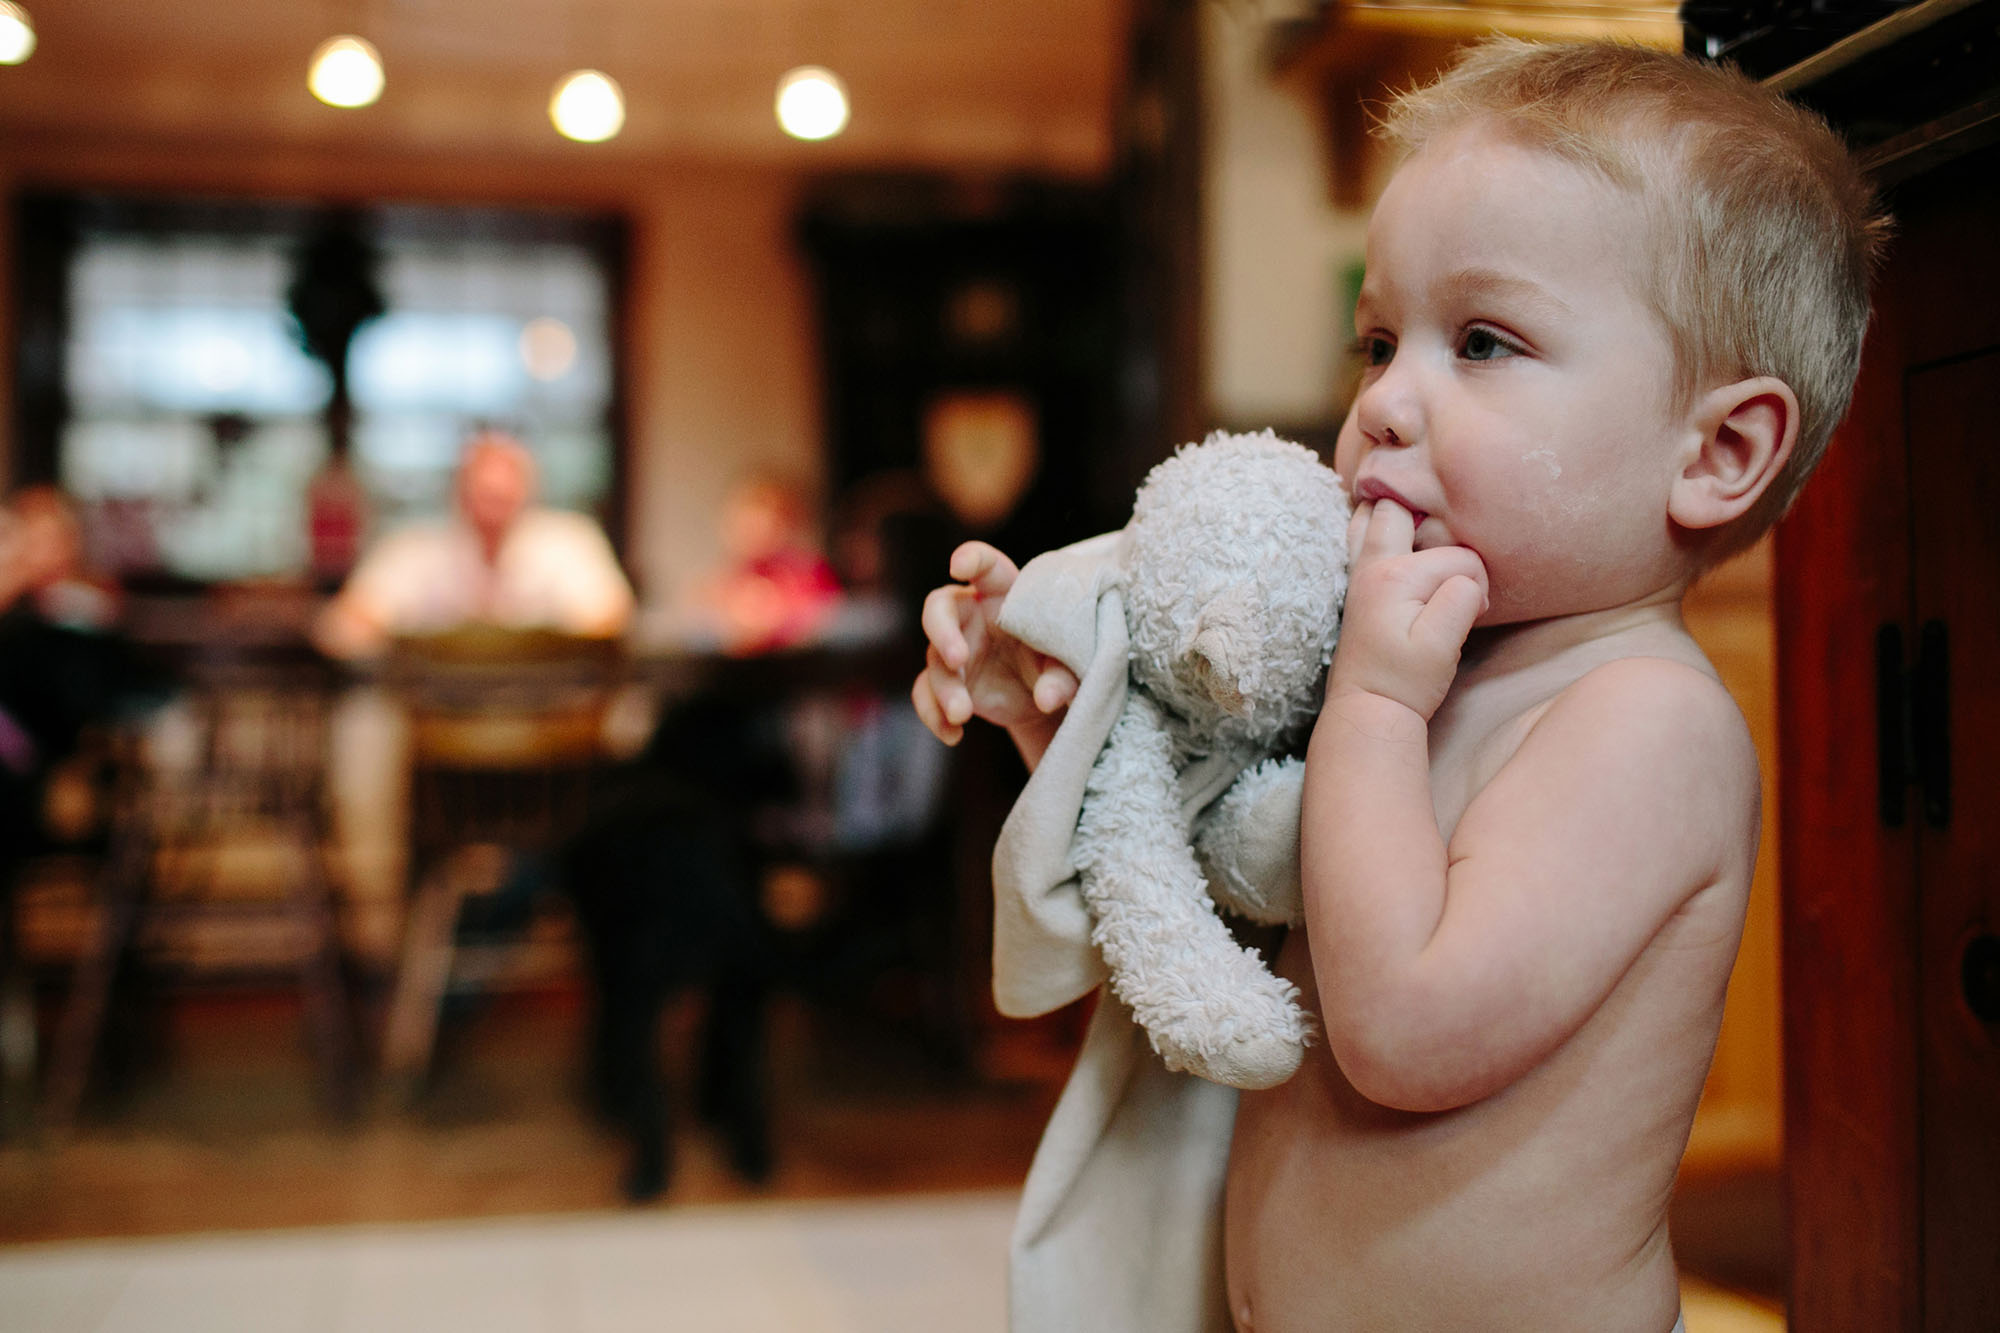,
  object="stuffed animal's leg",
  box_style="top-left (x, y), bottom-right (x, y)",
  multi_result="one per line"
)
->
top-left (1195, 757), bottom-right (1305, 926)
top-left (1074, 695), bottom-right (1310, 1090)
